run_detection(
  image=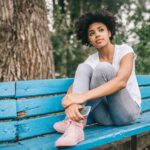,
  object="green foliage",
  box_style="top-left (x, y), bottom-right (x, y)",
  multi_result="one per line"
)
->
top-left (126, 0), bottom-right (150, 74)
top-left (51, 0), bottom-right (150, 77)
top-left (51, 2), bottom-right (95, 77)
top-left (133, 23), bottom-right (150, 74)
